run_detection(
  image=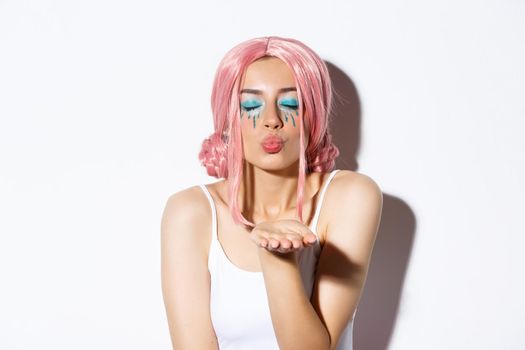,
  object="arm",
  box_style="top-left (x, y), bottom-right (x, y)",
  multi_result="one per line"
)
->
top-left (311, 172), bottom-right (383, 349)
top-left (258, 248), bottom-right (331, 350)
top-left (258, 171), bottom-right (383, 350)
top-left (160, 188), bottom-right (219, 350)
